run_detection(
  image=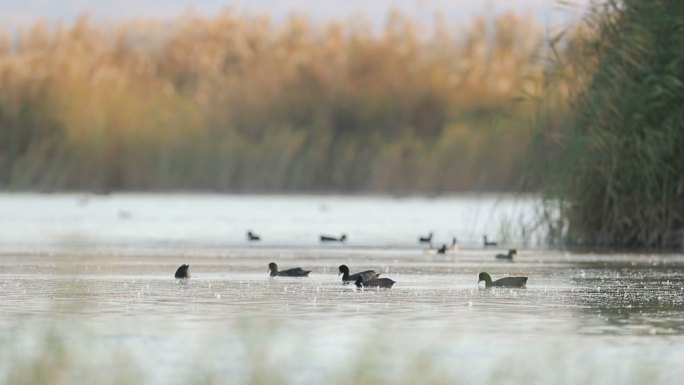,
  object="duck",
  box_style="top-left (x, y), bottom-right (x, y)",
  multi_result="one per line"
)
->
top-left (268, 262), bottom-right (310, 277)
top-left (320, 234), bottom-right (347, 243)
top-left (247, 231), bottom-right (261, 241)
top-left (174, 264), bottom-right (190, 279)
top-left (496, 249), bottom-right (517, 259)
top-left (483, 235), bottom-right (498, 247)
top-left (478, 272), bottom-right (527, 288)
top-left (418, 232), bottom-right (433, 244)
top-left (437, 237), bottom-right (458, 254)
top-left (354, 275), bottom-right (396, 289)
top-left (338, 265), bottom-right (380, 283)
